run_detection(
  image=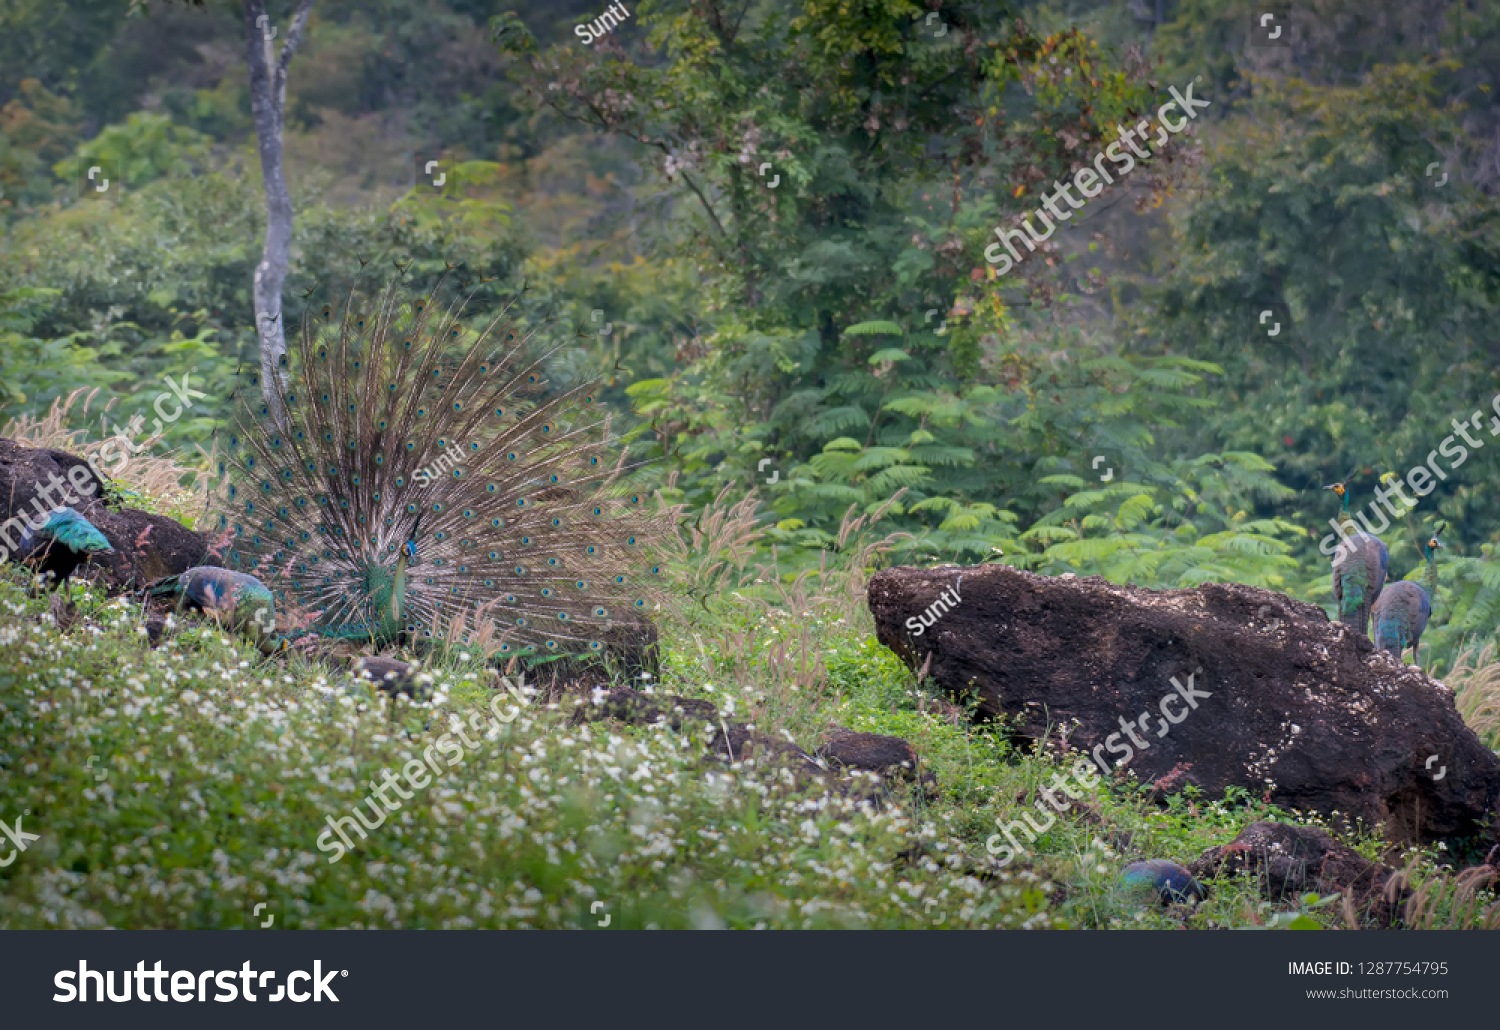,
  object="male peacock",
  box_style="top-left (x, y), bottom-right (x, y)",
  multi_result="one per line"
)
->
top-left (1324, 474), bottom-right (1388, 637)
top-left (1371, 527), bottom-right (1442, 664)
top-left (212, 274), bottom-right (664, 659)
top-left (146, 566), bottom-right (287, 655)
top-left (14, 507), bottom-right (114, 589)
